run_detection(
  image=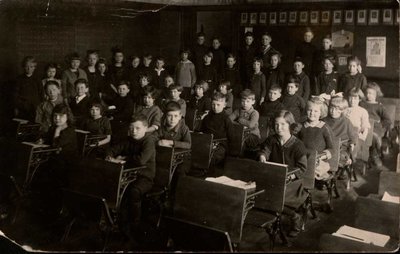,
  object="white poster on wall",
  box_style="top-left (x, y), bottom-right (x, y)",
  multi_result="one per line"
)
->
top-left (366, 37), bottom-right (386, 67)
